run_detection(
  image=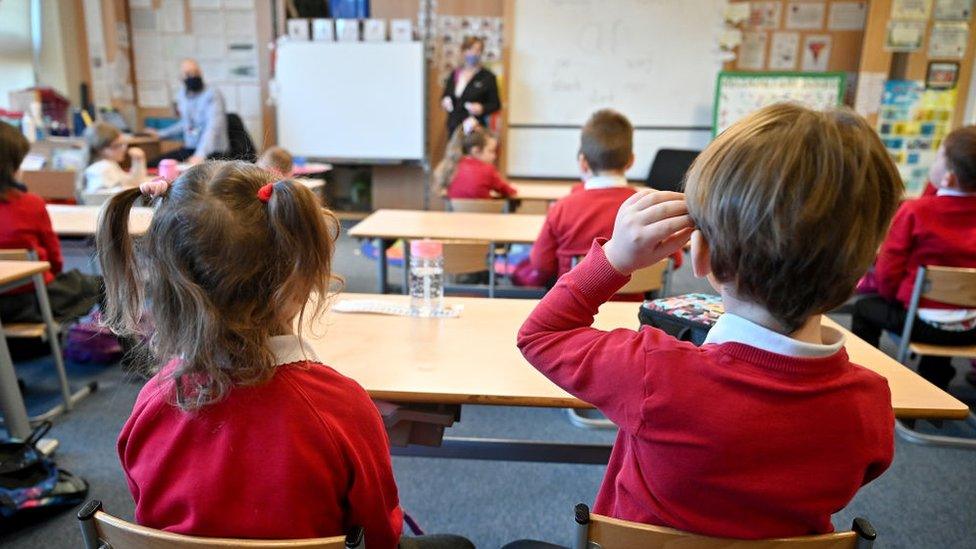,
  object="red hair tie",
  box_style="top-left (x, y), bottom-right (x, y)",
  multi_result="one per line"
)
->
top-left (257, 182), bottom-right (275, 203)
